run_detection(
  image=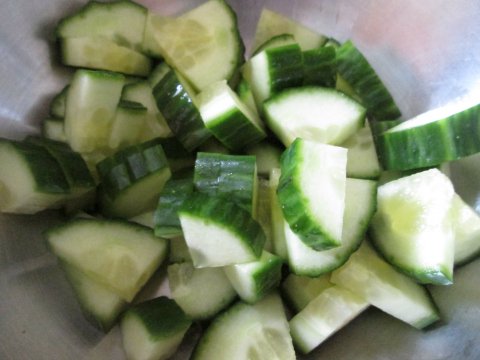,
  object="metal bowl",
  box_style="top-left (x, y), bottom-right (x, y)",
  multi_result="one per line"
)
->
top-left (1, 1), bottom-right (480, 359)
